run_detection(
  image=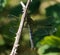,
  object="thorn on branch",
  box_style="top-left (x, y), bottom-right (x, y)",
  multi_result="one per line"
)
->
top-left (14, 44), bottom-right (19, 47)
